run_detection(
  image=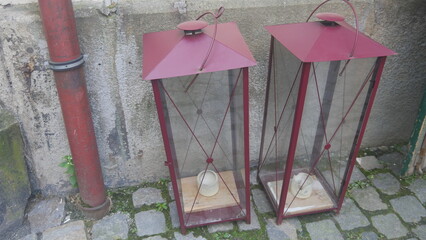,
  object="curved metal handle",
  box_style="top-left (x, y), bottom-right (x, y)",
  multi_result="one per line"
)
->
top-left (306, 0), bottom-right (359, 58)
top-left (196, 6), bottom-right (225, 70)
